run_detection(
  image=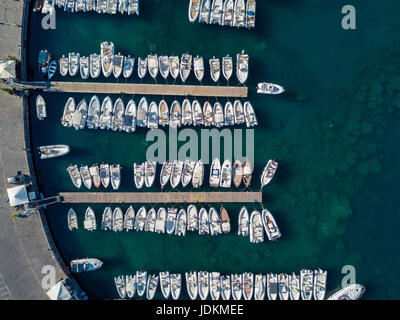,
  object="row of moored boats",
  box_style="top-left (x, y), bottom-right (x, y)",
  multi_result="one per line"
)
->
top-left (66, 164), bottom-right (120, 189)
top-left (189, 0), bottom-right (256, 29)
top-left (61, 96), bottom-right (258, 132)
